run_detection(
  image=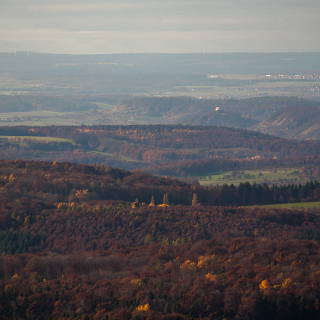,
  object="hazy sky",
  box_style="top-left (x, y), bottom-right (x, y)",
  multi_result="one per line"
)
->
top-left (0, 0), bottom-right (319, 53)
